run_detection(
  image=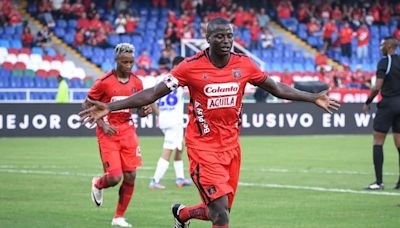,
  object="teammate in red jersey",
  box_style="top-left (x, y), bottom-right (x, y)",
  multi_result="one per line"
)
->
top-left (83, 43), bottom-right (152, 228)
top-left (80, 18), bottom-right (340, 228)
